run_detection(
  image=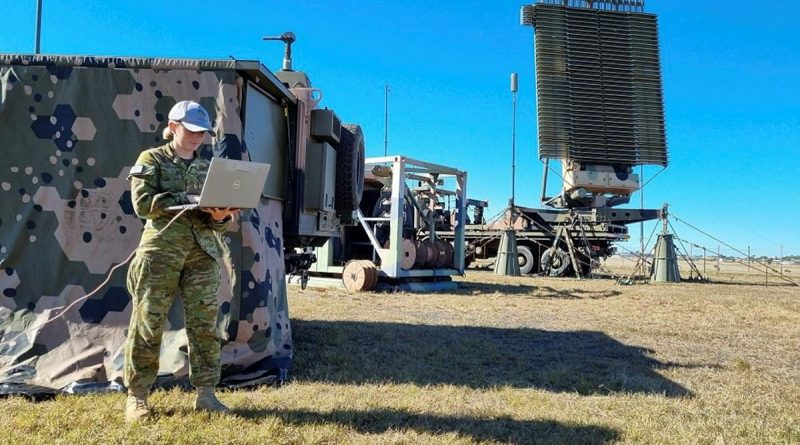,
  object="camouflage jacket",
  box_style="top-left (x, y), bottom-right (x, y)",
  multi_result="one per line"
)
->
top-left (128, 143), bottom-right (229, 259)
